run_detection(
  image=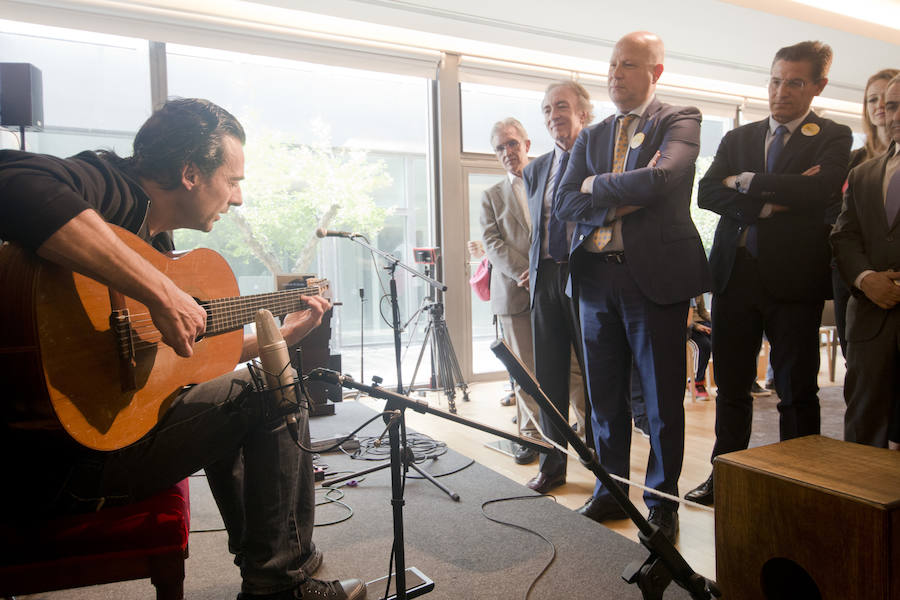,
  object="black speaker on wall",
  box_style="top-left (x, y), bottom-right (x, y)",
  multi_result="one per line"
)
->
top-left (0, 63), bottom-right (44, 130)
